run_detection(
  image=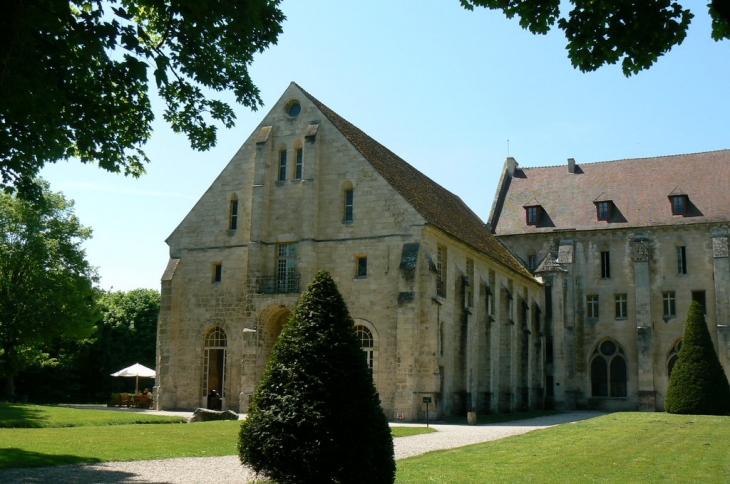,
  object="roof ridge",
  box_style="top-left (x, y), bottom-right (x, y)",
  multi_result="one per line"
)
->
top-left (294, 83), bottom-right (534, 280)
top-left (520, 149), bottom-right (730, 170)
